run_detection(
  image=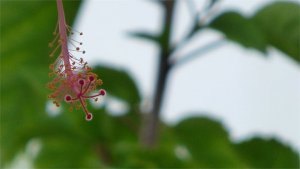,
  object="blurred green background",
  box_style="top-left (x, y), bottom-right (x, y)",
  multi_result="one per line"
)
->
top-left (1, 0), bottom-right (299, 168)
